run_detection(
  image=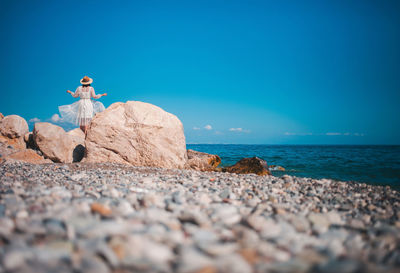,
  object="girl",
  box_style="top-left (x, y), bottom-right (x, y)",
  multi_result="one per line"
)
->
top-left (59, 76), bottom-right (107, 134)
